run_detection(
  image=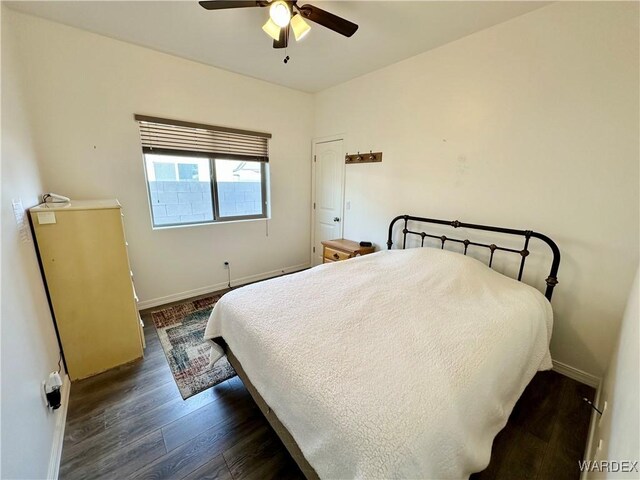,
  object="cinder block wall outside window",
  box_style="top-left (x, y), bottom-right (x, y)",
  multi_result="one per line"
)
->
top-left (216, 182), bottom-right (262, 217)
top-left (149, 180), bottom-right (261, 225)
